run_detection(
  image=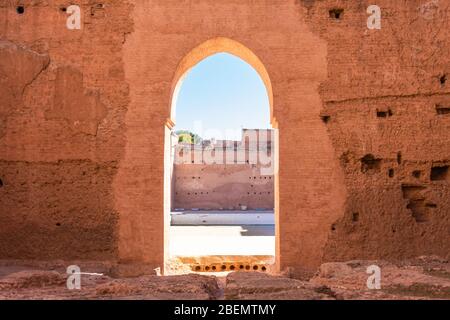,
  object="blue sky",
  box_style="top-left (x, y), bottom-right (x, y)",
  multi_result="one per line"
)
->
top-left (174, 53), bottom-right (271, 140)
